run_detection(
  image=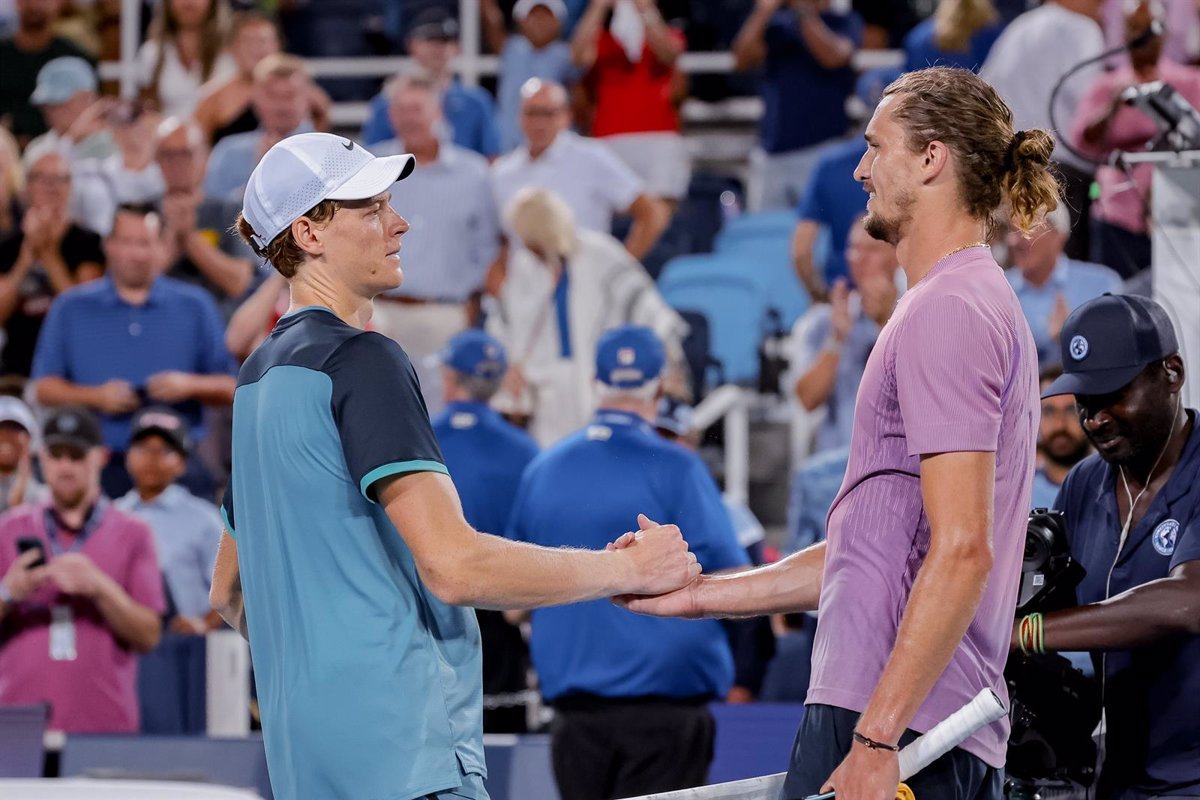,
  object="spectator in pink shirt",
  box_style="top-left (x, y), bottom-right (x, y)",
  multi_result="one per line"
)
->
top-left (0, 406), bottom-right (164, 733)
top-left (1071, 0), bottom-right (1200, 277)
